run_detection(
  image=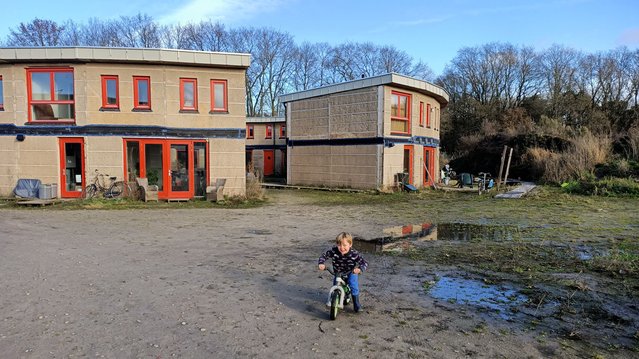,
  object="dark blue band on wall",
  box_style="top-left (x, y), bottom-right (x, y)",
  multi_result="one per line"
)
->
top-left (246, 144), bottom-right (287, 150)
top-left (0, 124), bottom-right (245, 139)
top-left (287, 136), bottom-right (439, 148)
